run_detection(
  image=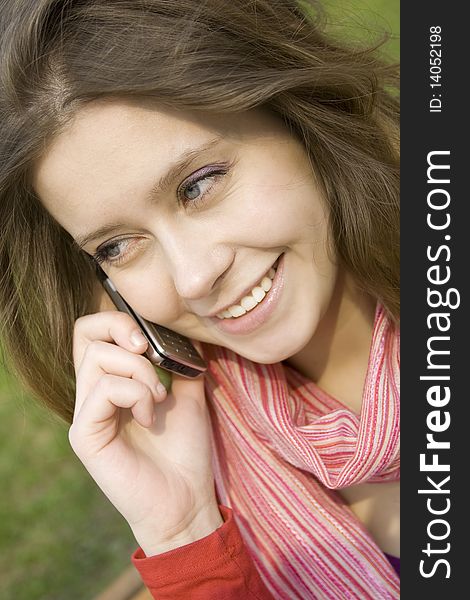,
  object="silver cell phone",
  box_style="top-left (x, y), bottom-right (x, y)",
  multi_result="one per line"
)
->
top-left (95, 265), bottom-right (206, 378)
